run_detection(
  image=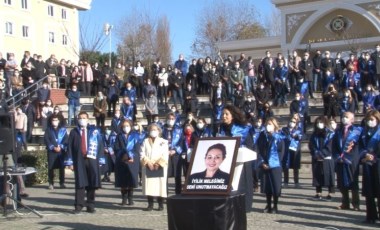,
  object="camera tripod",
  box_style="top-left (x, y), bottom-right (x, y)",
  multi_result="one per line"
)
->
top-left (1, 154), bottom-right (43, 218)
